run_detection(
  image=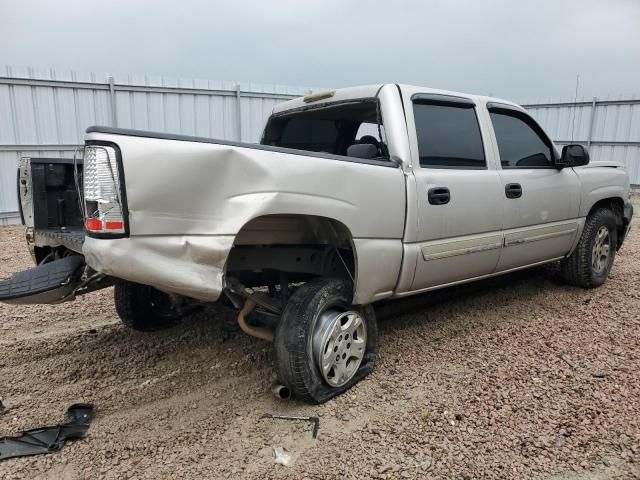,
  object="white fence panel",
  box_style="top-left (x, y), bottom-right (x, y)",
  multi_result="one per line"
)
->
top-left (0, 66), bottom-right (311, 224)
top-left (524, 97), bottom-right (640, 187)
